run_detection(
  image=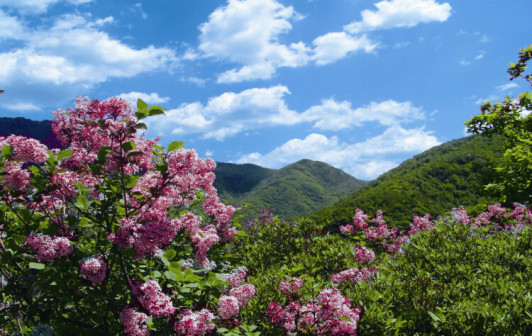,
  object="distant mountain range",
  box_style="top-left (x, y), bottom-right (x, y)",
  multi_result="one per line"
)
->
top-left (0, 117), bottom-right (367, 218)
top-left (1, 117), bottom-right (505, 225)
top-left (309, 135), bottom-right (505, 230)
top-left (215, 160), bottom-right (368, 219)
